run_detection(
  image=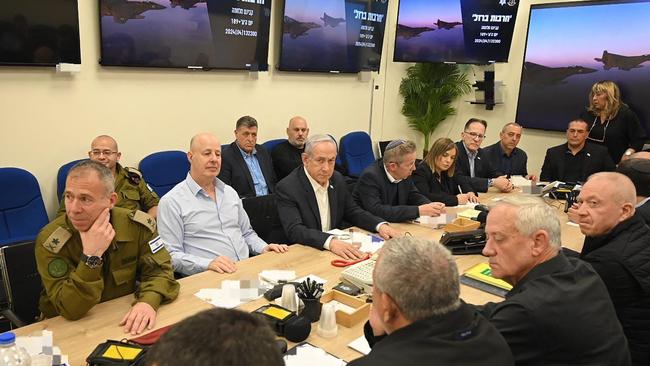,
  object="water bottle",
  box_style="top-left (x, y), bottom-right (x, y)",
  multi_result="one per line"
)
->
top-left (0, 332), bottom-right (31, 366)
